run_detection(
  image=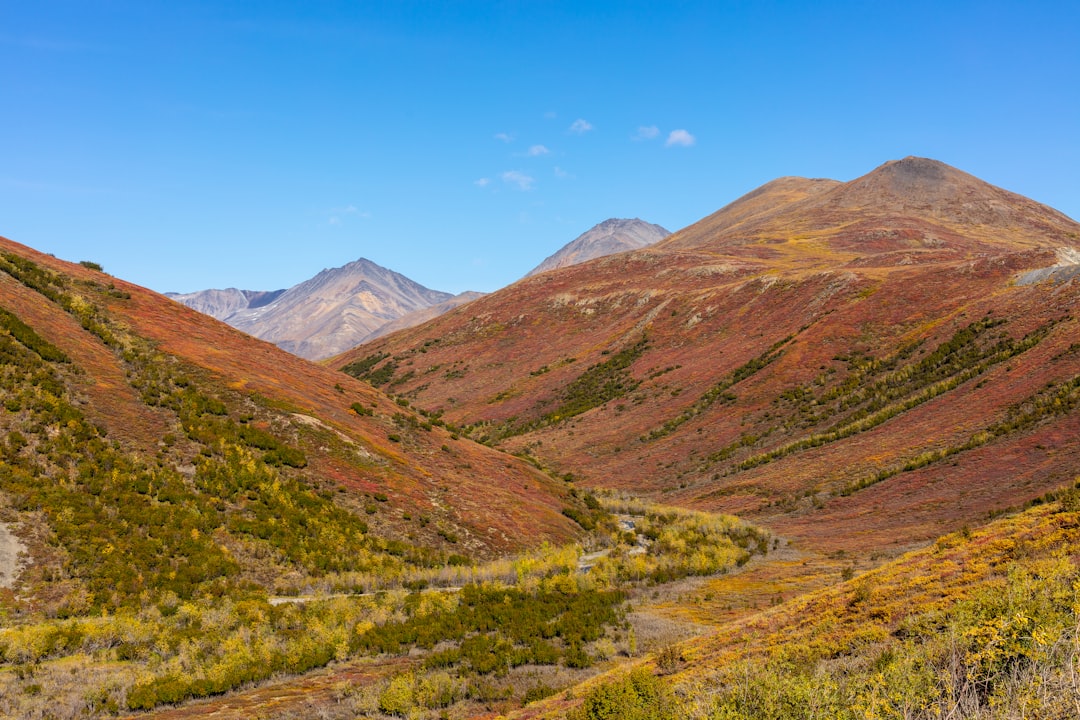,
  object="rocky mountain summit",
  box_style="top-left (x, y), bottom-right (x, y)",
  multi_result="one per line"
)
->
top-left (526, 218), bottom-right (670, 276)
top-left (166, 287), bottom-right (285, 321)
top-left (170, 258), bottom-right (457, 360)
